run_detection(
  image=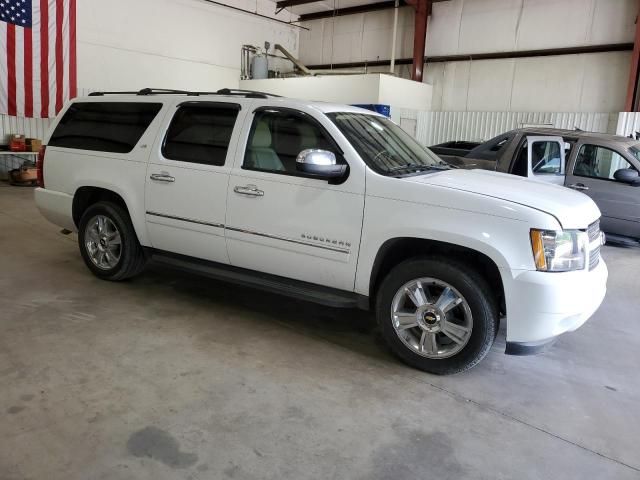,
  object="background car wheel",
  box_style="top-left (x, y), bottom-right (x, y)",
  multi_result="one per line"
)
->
top-left (376, 256), bottom-right (498, 375)
top-left (78, 201), bottom-right (146, 281)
